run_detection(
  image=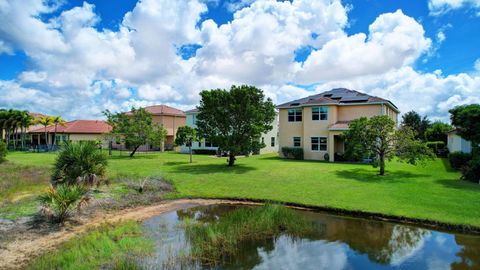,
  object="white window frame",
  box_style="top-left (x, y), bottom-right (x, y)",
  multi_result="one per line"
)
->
top-left (311, 137), bottom-right (327, 151)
